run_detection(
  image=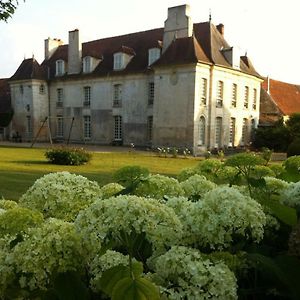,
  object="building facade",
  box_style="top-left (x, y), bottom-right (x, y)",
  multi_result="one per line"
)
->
top-left (8, 4), bottom-right (262, 153)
